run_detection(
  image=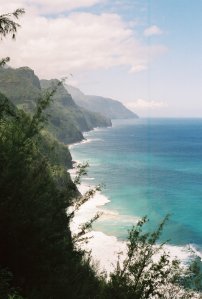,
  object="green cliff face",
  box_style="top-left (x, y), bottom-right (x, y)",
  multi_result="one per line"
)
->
top-left (0, 91), bottom-right (74, 170)
top-left (40, 79), bottom-right (111, 144)
top-left (0, 67), bottom-right (41, 110)
top-left (0, 67), bottom-right (111, 145)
